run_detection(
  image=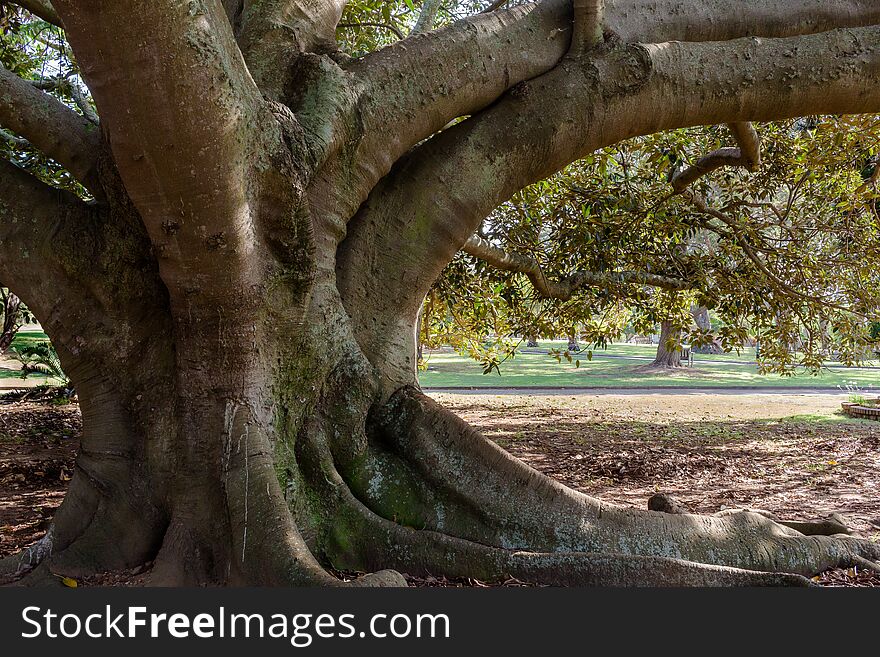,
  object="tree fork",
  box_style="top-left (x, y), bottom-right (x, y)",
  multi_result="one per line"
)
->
top-left (332, 387), bottom-right (880, 579)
